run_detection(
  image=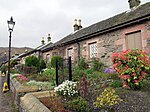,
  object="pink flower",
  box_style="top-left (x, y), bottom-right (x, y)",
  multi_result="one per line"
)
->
top-left (134, 80), bottom-right (140, 83)
top-left (141, 71), bottom-right (148, 77)
top-left (120, 75), bottom-right (131, 80)
top-left (132, 73), bottom-right (137, 76)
